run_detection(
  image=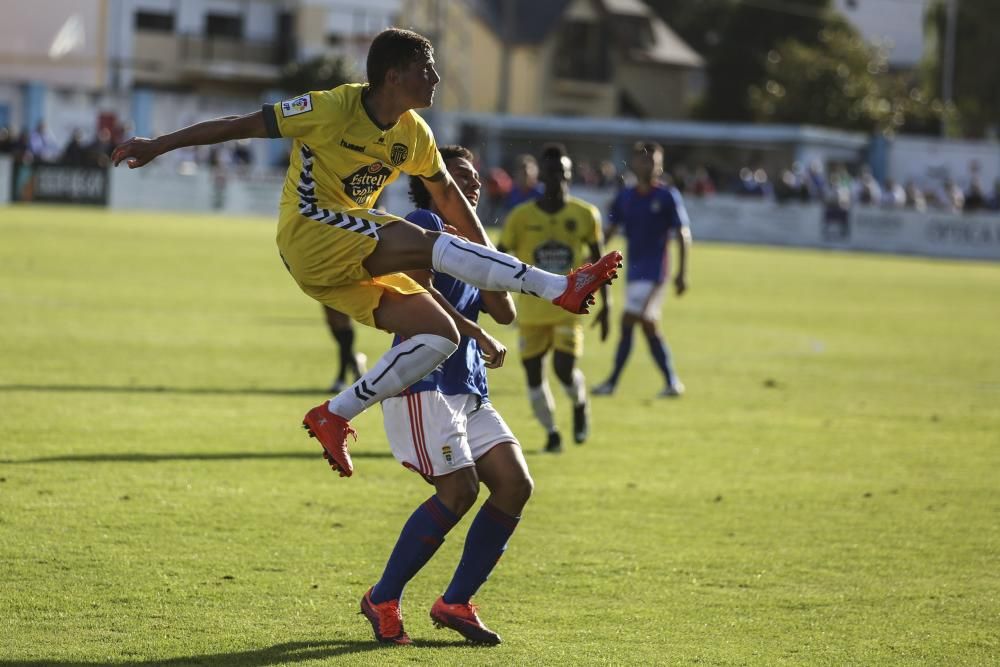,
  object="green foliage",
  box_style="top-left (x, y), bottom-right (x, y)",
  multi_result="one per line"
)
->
top-left (926, 0), bottom-right (1000, 137)
top-left (749, 21), bottom-right (947, 135)
top-left (2, 208), bottom-right (1000, 664)
top-left (281, 54), bottom-right (355, 94)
